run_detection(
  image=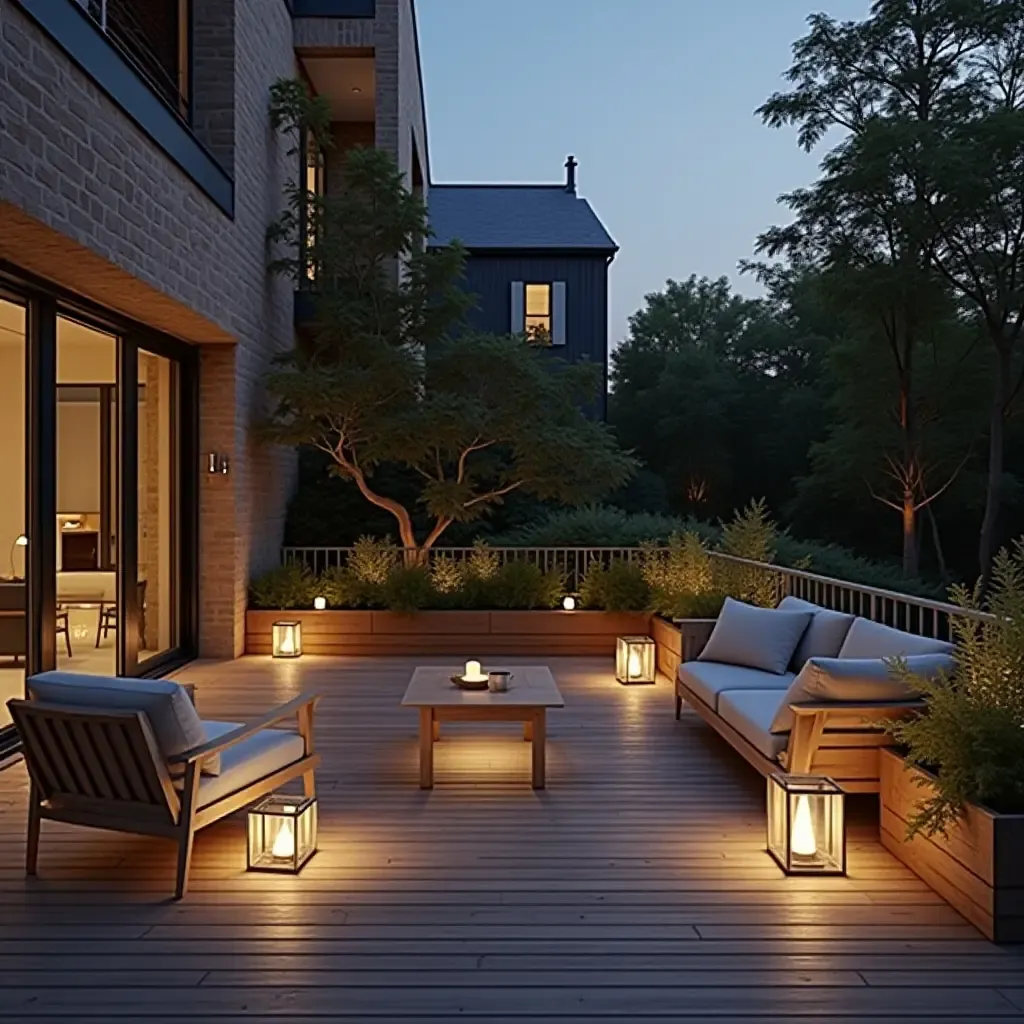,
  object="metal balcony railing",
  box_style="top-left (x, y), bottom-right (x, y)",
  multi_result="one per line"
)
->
top-left (280, 545), bottom-right (983, 640)
top-left (75, 0), bottom-right (190, 120)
